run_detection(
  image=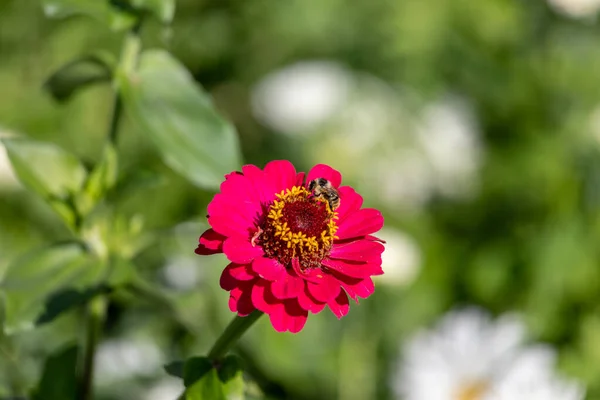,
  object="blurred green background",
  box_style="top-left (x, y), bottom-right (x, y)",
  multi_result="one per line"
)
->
top-left (2, 0), bottom-right (600, 399)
